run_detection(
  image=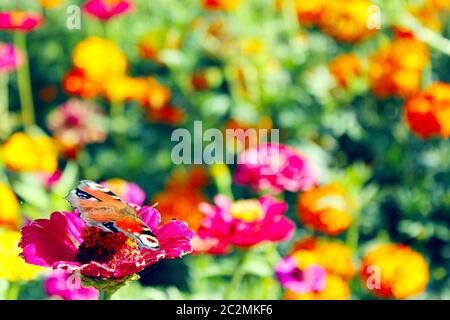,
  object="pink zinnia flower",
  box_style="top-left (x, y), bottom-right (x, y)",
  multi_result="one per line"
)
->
top-left (234, 143), bottom-right (320, 194)
top-left (196, 195), bottom-right (295, 254)
top-left (47, 99), bottom-right (108, 158)
top-left (83, 0), bottom-right (133, 21)
top-left (19, 206), bottom-right (194, 280)
top-left (275, 256), bottom-right (326, 294)
top-left (0, 11), bottom-right (43, 32)
top-left (101, 178), bottom-right (146, 206)
top-left (0, 43), bottom-right (23, 73)
top-left (45, 269), bottom-right (99, 300)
